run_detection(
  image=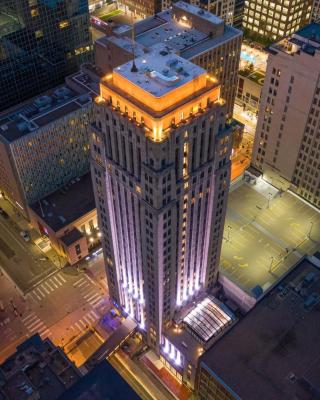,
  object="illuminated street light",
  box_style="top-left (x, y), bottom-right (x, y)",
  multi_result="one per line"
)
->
top-left (267, 192), bottom-right (272, 209)
top-left (269, 256), bottom-right (274, 274)
top-left (308, 221), bottom-right (314, 239)
top-left (227, 225), bottom-right (232, 242)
